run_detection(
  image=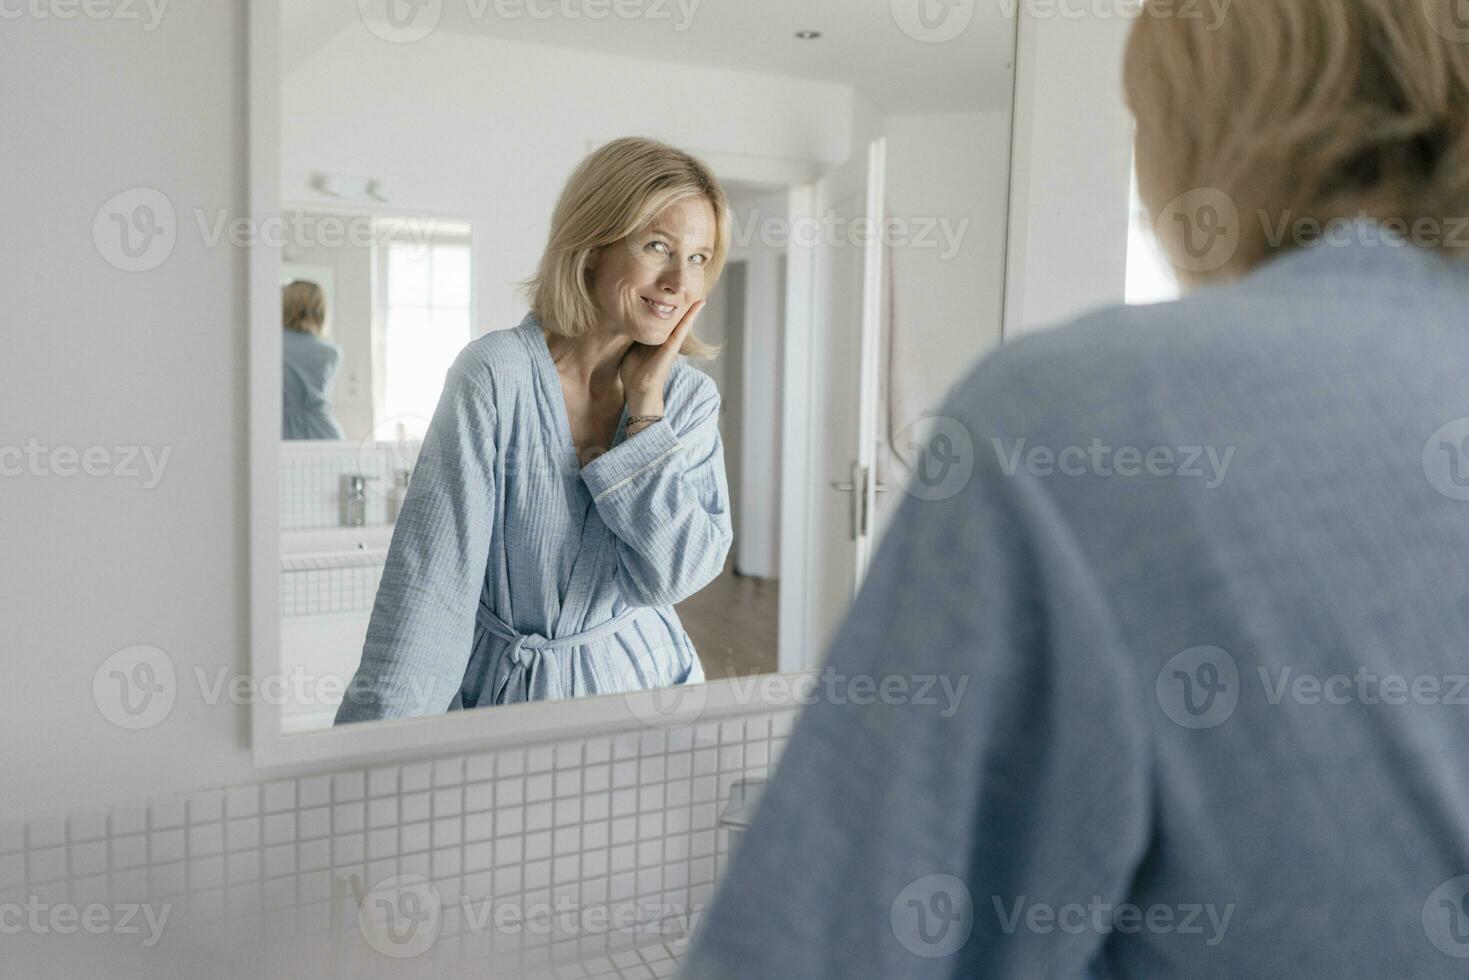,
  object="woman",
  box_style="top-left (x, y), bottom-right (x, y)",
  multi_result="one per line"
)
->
top-left (681, 2), bottom-right (1469, 977)
top-left (280, 279), bottom-right (346, 440)
top-left (335, 137), bottom-right (733, 721)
